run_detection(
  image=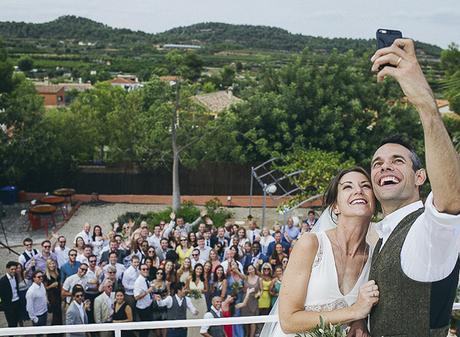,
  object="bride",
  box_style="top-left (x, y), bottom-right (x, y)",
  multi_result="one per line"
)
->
top-left (264, 167), bottom-right (379, 336)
